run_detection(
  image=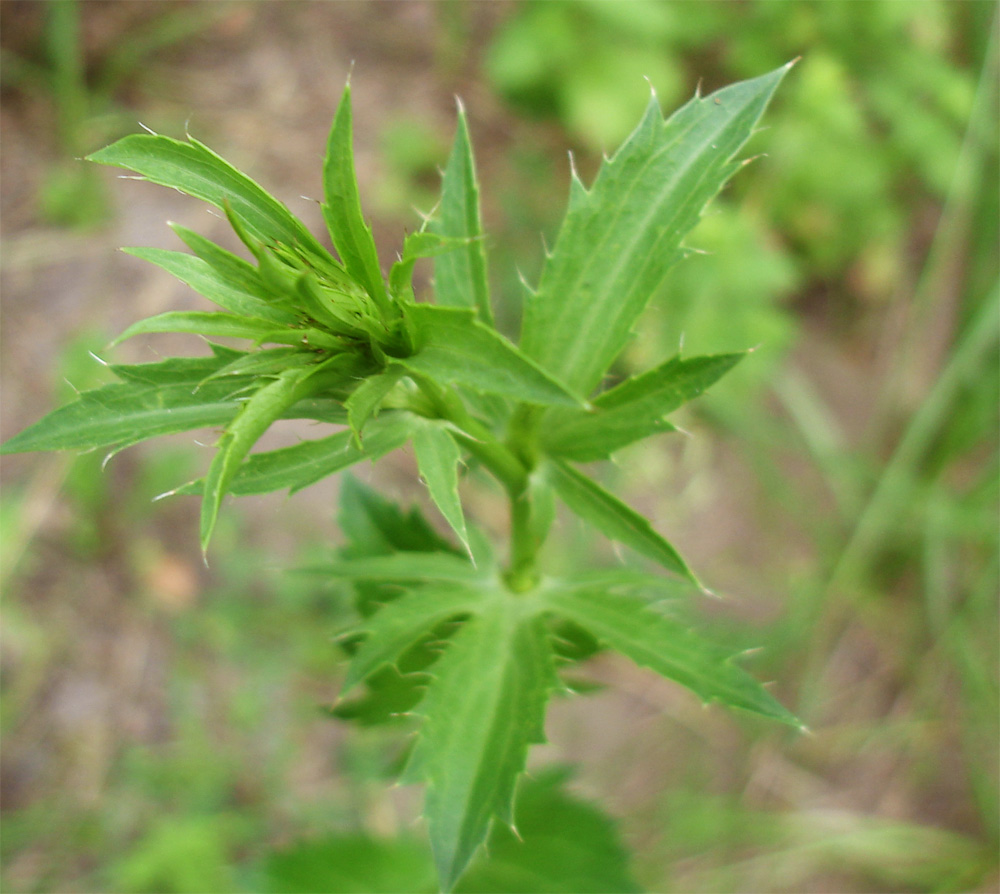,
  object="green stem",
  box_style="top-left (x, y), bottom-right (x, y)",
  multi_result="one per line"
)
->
top-left (411, 377), bottom-right (545, 590)
top-left (505, 486), bottom-right (540, 592)
top-left (410, 376), bottom-right (527, 492)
